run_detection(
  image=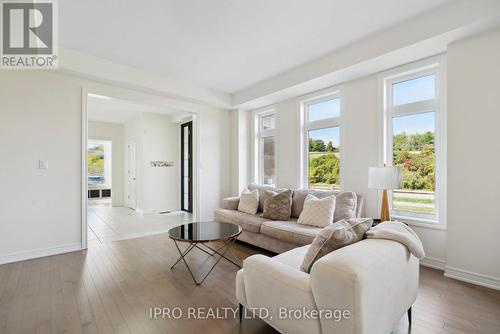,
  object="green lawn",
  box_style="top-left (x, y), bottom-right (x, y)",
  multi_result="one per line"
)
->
top-left (393, 204), bottom-right (435, 214)
top-left (393, 197), bottom-right (434, 204)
